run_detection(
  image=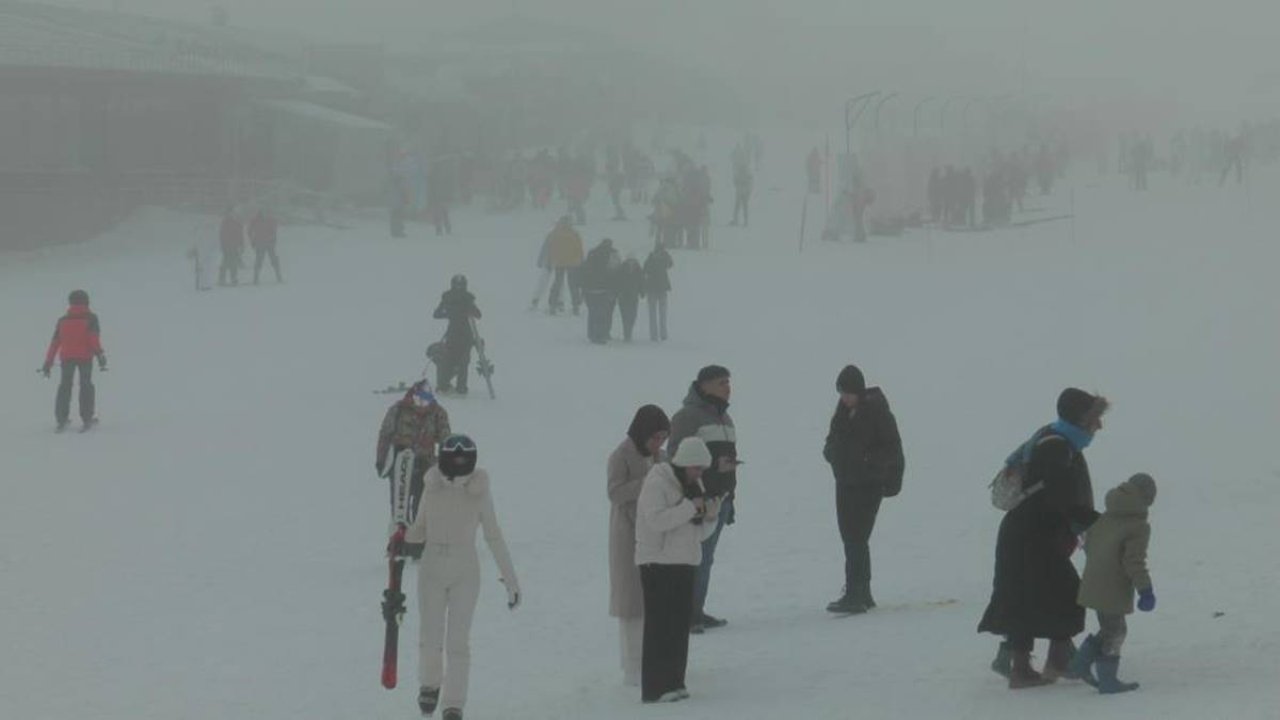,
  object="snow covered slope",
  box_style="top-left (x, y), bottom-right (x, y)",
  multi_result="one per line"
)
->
top-left (1, 134), bottom-right (1277, 720)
